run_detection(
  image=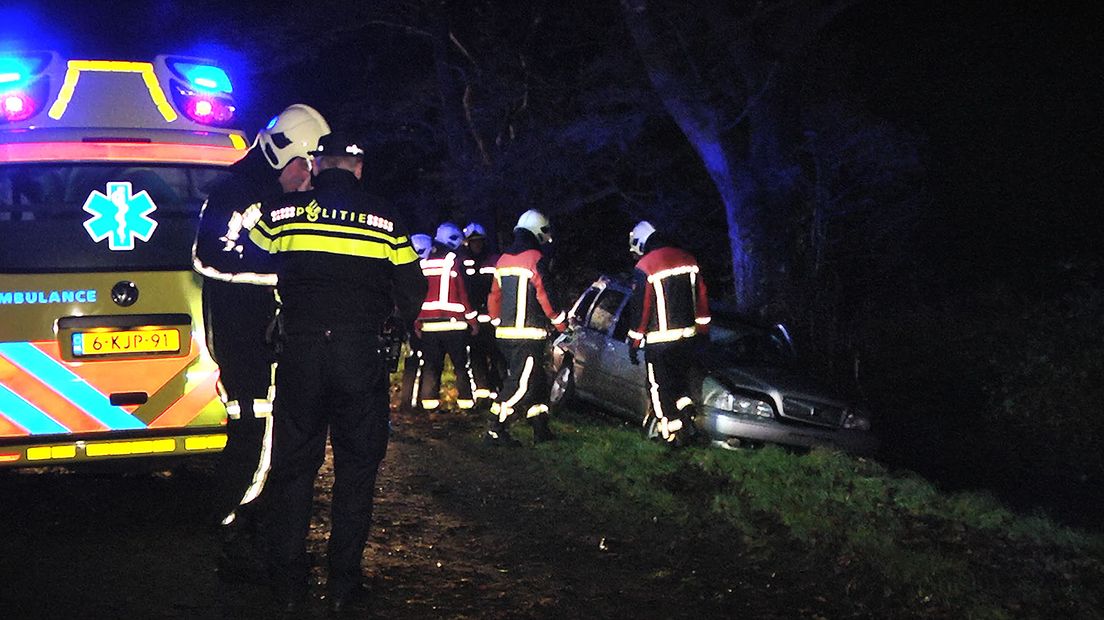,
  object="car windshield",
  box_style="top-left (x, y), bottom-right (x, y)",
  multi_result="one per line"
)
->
top-left (709, 320), bottom-right (794, 367)
top-left (0, 163), bottom-right (230, 273)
